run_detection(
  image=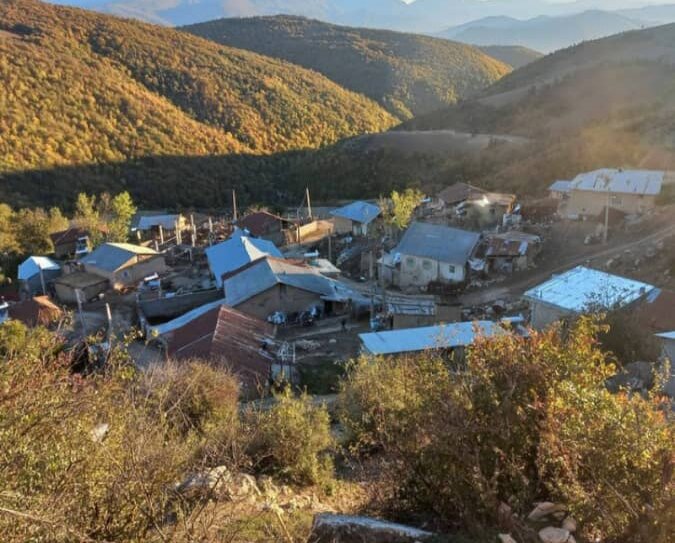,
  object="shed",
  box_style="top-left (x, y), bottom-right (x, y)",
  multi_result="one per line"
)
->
top-left (392, 222), bottom-right (481, 288)
top-left (238, 211), bottom-right (294, 245)
top-left (18, 256), bottom-right (61, 296)
top-left (205, 231), bottom-right (283, 288)
top-left (330, 201), bottom-right (381, 236)
top-left (524, 266), bottom-right (656, 330)
top-left (53, 272), bottom-right (109, 304)
top-left (81, 243), bottom-right (166, 289)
